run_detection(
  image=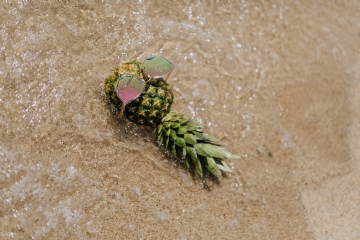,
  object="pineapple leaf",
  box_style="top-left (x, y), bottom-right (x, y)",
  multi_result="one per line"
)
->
top-left (164, 133), bottom-right (170, 151)
top-left (170, 129), bottom-right (186, 148)
top-left (158, 132), bottom-right (163, 146)
top-left (170, 115), bottom-right (180, 122)
top-left (195, 143), bottom-right (240, 159)
top-left (172, 144), bottom-right (177, 159)
top-left (191, 131), bottom-right (223, 145)
top-left (177, 127), bottom-right (188, 135)
top-left (201, 133), bottom-right (223, 144)
top-left (162, 126), bottom-right (170, 137)
top-left (170, 122), bottom-right (181, 128)
top-left (183, 157), bottom-right (190, 169)
top-left (202, 157), bottom-right (223, 179)
top-left (184, 134), bottom-right (197, 145)
top-left (179, 118), bottom-right (191, 124)
top-left (157, 124), bottom-right (163, 135)
top-left (186, 146), bottom-right (203, 178)
top-left (193, 144), bottom-right (212, 158)
top-left (181, 147), bottom-right (187, 159)
top-left (169, 129), bottom-right (177, 141)
top-left (175, 137), bottom-right (186, 148)
top-left (163, 114), bottom-right (173, 122)
top-left (215, 159), bottom-right (233, 172)
top-left (163, 121), bottom-right (171, 128)
top-left (187, 124), bottom-right (204, 131)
